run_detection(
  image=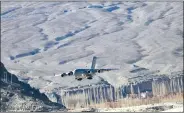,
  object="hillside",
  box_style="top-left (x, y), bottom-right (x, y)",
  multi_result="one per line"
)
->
top-left (0, 62), bottom-right (66, 112)
top-left (1, 1), bottom-right (183, 110)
